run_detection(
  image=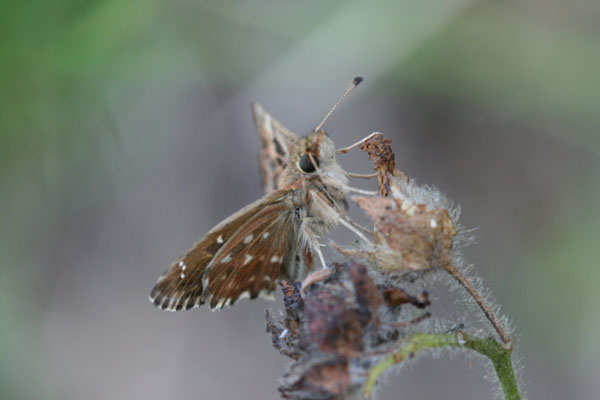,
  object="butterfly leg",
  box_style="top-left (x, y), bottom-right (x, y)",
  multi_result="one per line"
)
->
top-left (298, 217), bottom-right (333, 295)
top-left (346, 172), bottom-right (378, 179)
top-left (343, 185), bottom-right (379, 196)
top-left (339, 218), bottom-right (374, 246)
top-left (300, 217), bottom-right (328, 268)
top-left (336, 132), bottom-right (382, 154)
top-left (320, 174), bottom-right (379, 196)
top-left (300, 267), bottom-right (332, 296)
top-left (314, 243), bottom-right (327, 269)
top-left (345, 218), bottom-right (372, 235)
